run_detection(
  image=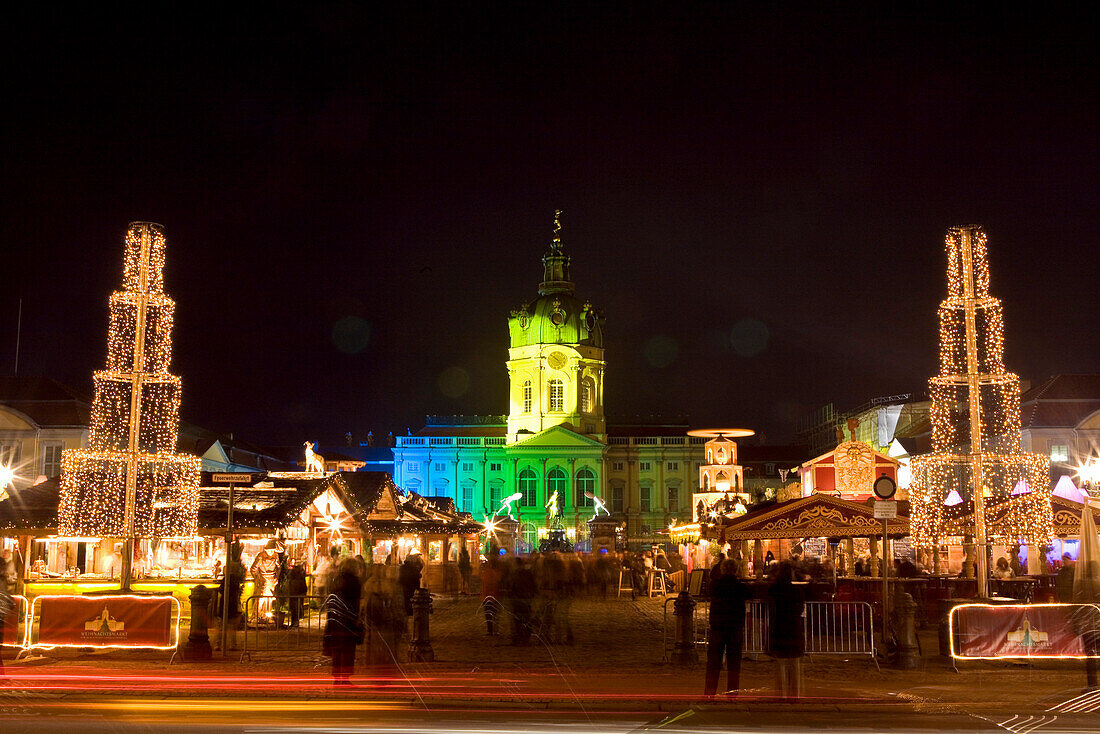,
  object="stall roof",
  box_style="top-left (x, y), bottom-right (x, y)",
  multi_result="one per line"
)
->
top-left (0, 478), bottom-right (61, 531)
top-left (717, 493), bottom-right (910, 541)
